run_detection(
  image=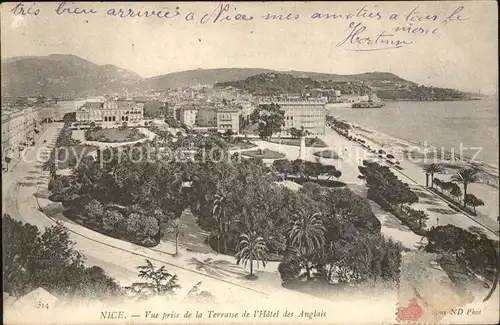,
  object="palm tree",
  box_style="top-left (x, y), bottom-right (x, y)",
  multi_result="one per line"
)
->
top-left (166, 219), bottom-right (185, 256)
top-left (451, 168), bottom-right (480, 208)
top-left (127, 259), bottom-right (180, 300)
top-left (288, 210), bottom-right (325, 280)
top-left (423, 163), bottom-right (443, 188)
top-left (235, 231), bottom-right (269, 279)
top-left (212, 193), bottom-right (226, 254)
